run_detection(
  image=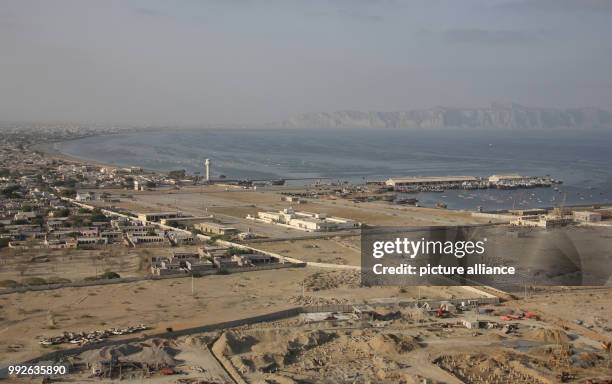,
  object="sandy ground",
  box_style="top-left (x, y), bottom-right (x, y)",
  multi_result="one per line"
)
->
top-left (250, 237), bottom-right (362, 265)
top-left (0, 247), bottom-right (188, 284)
top-left (83, 185), bottom-right (490, 234)
top-left (8, 289), bottom-right (612, 383)
top-left (518, 287), bottom-right (612, 339)
top-left (0, 267), bottom-right (479, 368)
